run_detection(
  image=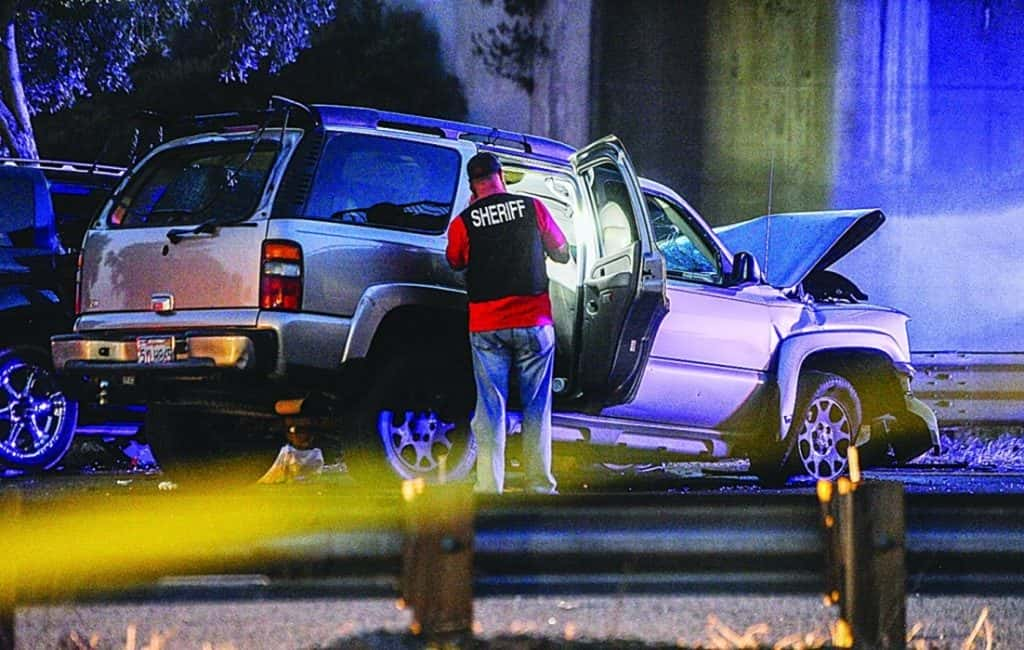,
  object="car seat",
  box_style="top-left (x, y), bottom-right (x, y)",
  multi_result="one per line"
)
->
top-left (598, 201), bottom-right (633, 253)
